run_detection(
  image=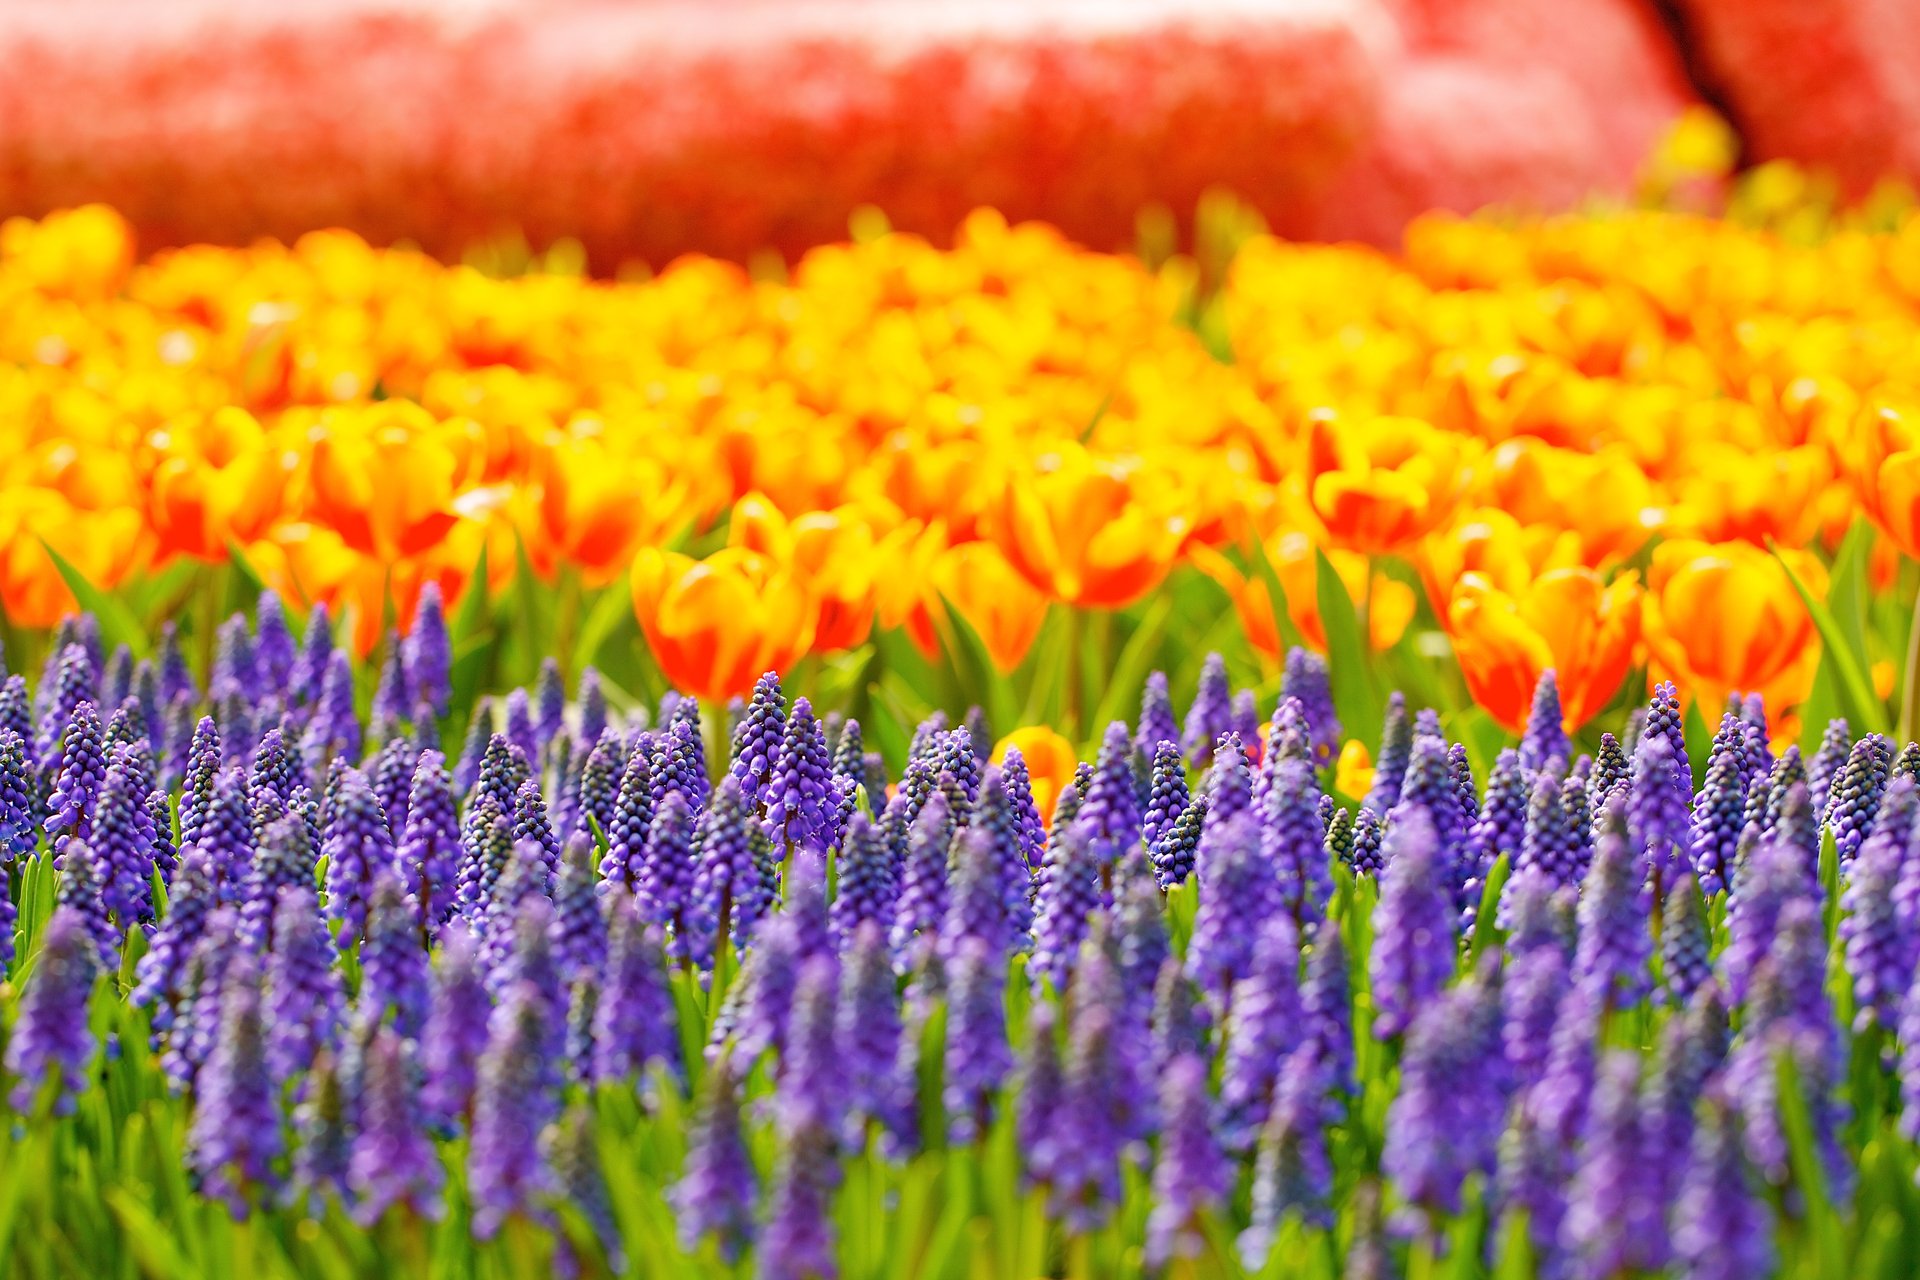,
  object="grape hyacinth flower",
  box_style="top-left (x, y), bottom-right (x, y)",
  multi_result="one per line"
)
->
top-left (469, 982), bottom-right (563, 1239)
top-left (1182, 652), bottom-right (1234, 767)
top-left (1563, 1050), bottom-right (1665, 1277)
top-left (833, 811), bottom-right (901, 949)
top-left (1263, 755), bottom-right (1331, 924)
top-left (1241, 1045), bottom-right (1336, 1267)
top-left (1517, 670), bottom-right (1568, 777)
top-left (765, 697), bottom-right (832, 853)
top-left (1135, 670), bottom-right (1179, 765)
top-left (837, 922), bottom-right (910, 1151)
top-left (1184, 809), bottom-right (1273, 1007)
top-left (349, 1027), bottom-right (445, 1225)
top-left (1030, 817), bottom-right (1110, 993)
top-left (1573, 801), bottom-right (1653, 1008)
top-left (1382, 958), bottom-right (1506, 1228)
top-left (1369, 808), bottom-right (1454, 1039)
top-left (421, 927), bottom-right (492, 1131)
top-left (943, 935), bottom-right (1012, 1144)
top-left (1218, 917), bottom-right (1302, 1150)
top-left (1805, 716), bottom-right (1851, 823)
top-left (188, 951), bottom-right (283, 1216)
top-left (1363, 693), bottom-right (1412, 816)
top-left (45, 700), bottom-right (106, 852)
top-left (322, 767), bottom-right (394, 948)
top-left (1280, 647), bottom-right (1339, 763)
top-left (593, 893), bottom-right (679, 1086)
top-left (1145, 1054), bottom-right (1232, 1270)
top-left (1672, 1091), bottom-right (1775, 1280)
top-left (1827, 732), bottom-right (1892, 867)
top-left (673, 1051), bottom-right (757, 1261)
top-left (5, 906), bottom-right (98, 1113)
top-left (1840, 775), bottom-right (1918, 1030)
top-left (265, 885), bottom-right (345, 1085)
